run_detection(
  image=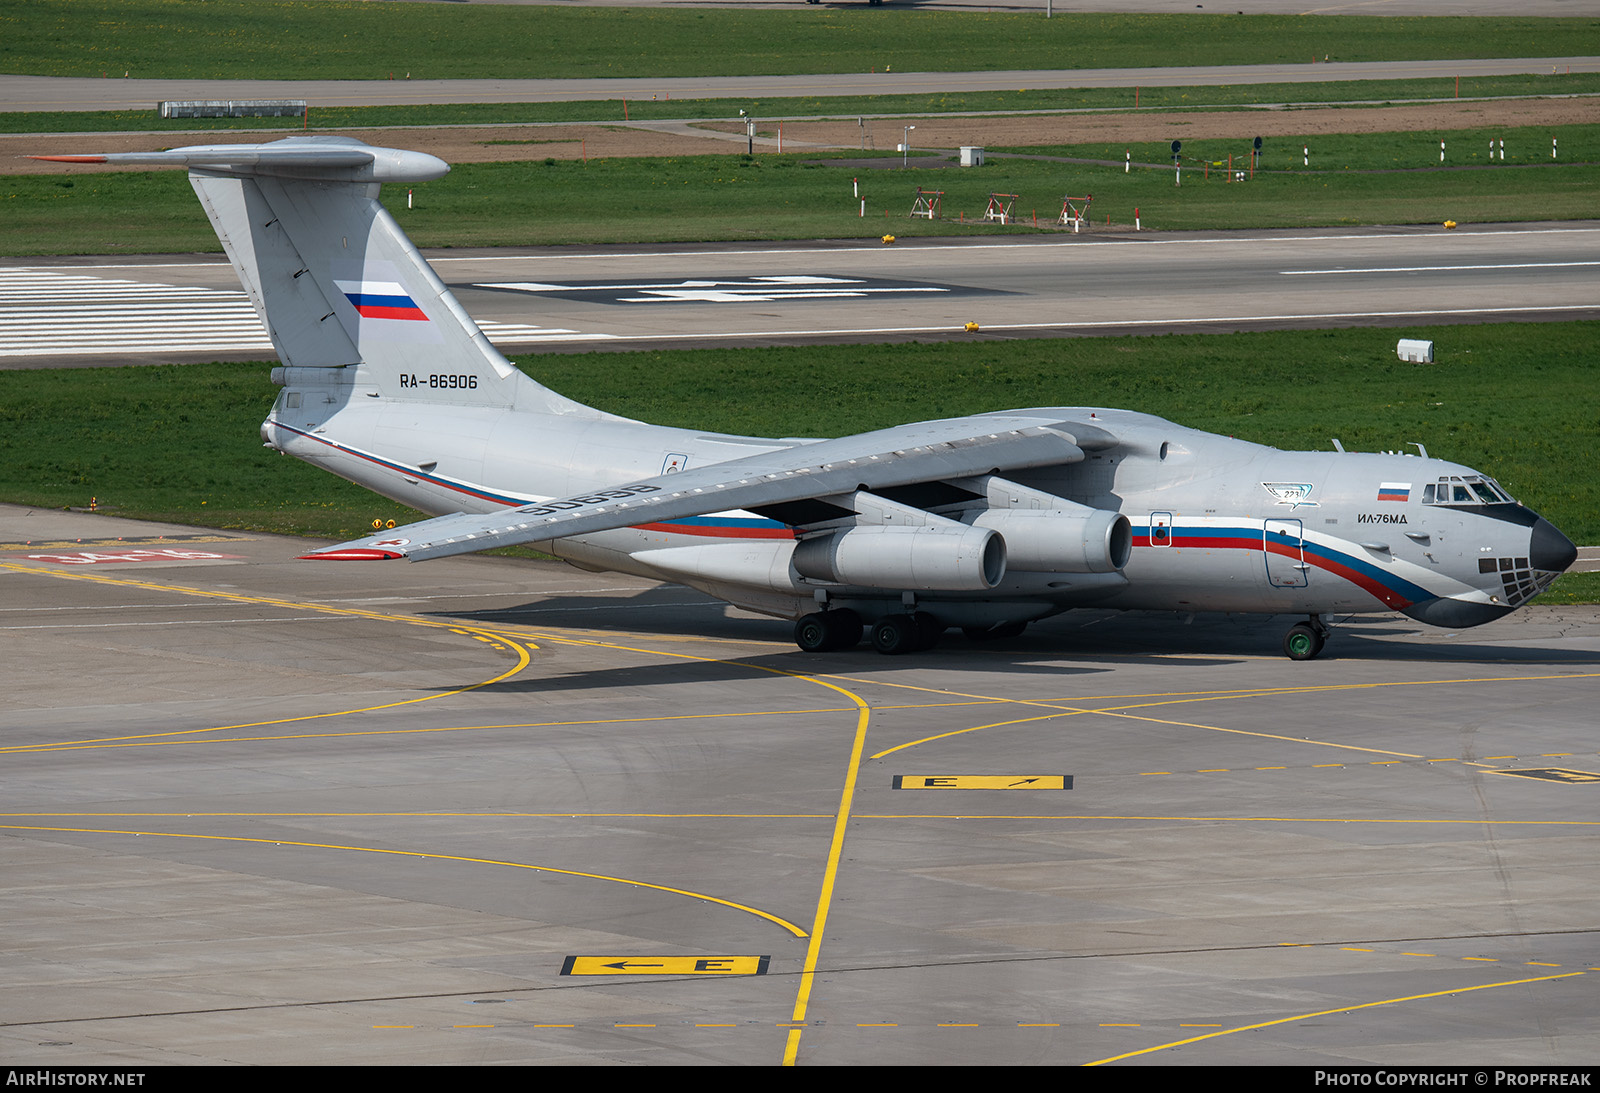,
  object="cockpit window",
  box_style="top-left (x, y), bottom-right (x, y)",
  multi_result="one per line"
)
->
top-left (1425, 475), bottom-right (1517, 506)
